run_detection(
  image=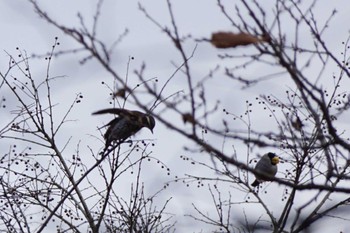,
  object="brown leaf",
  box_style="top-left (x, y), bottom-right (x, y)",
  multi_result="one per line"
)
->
top-left (113, 88), bottom-right (126, 99)
top-left (291, 116), bottom-right (304, 131)
top-left (182, 113), bottom-right (196, 124)
top-left (211, 32), bottom-right (269, 49)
